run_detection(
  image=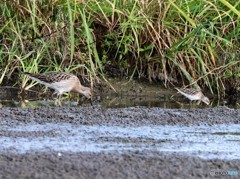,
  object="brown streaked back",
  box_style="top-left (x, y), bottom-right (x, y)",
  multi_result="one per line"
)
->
top-left (24, 72), bottom-right (75, 84)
